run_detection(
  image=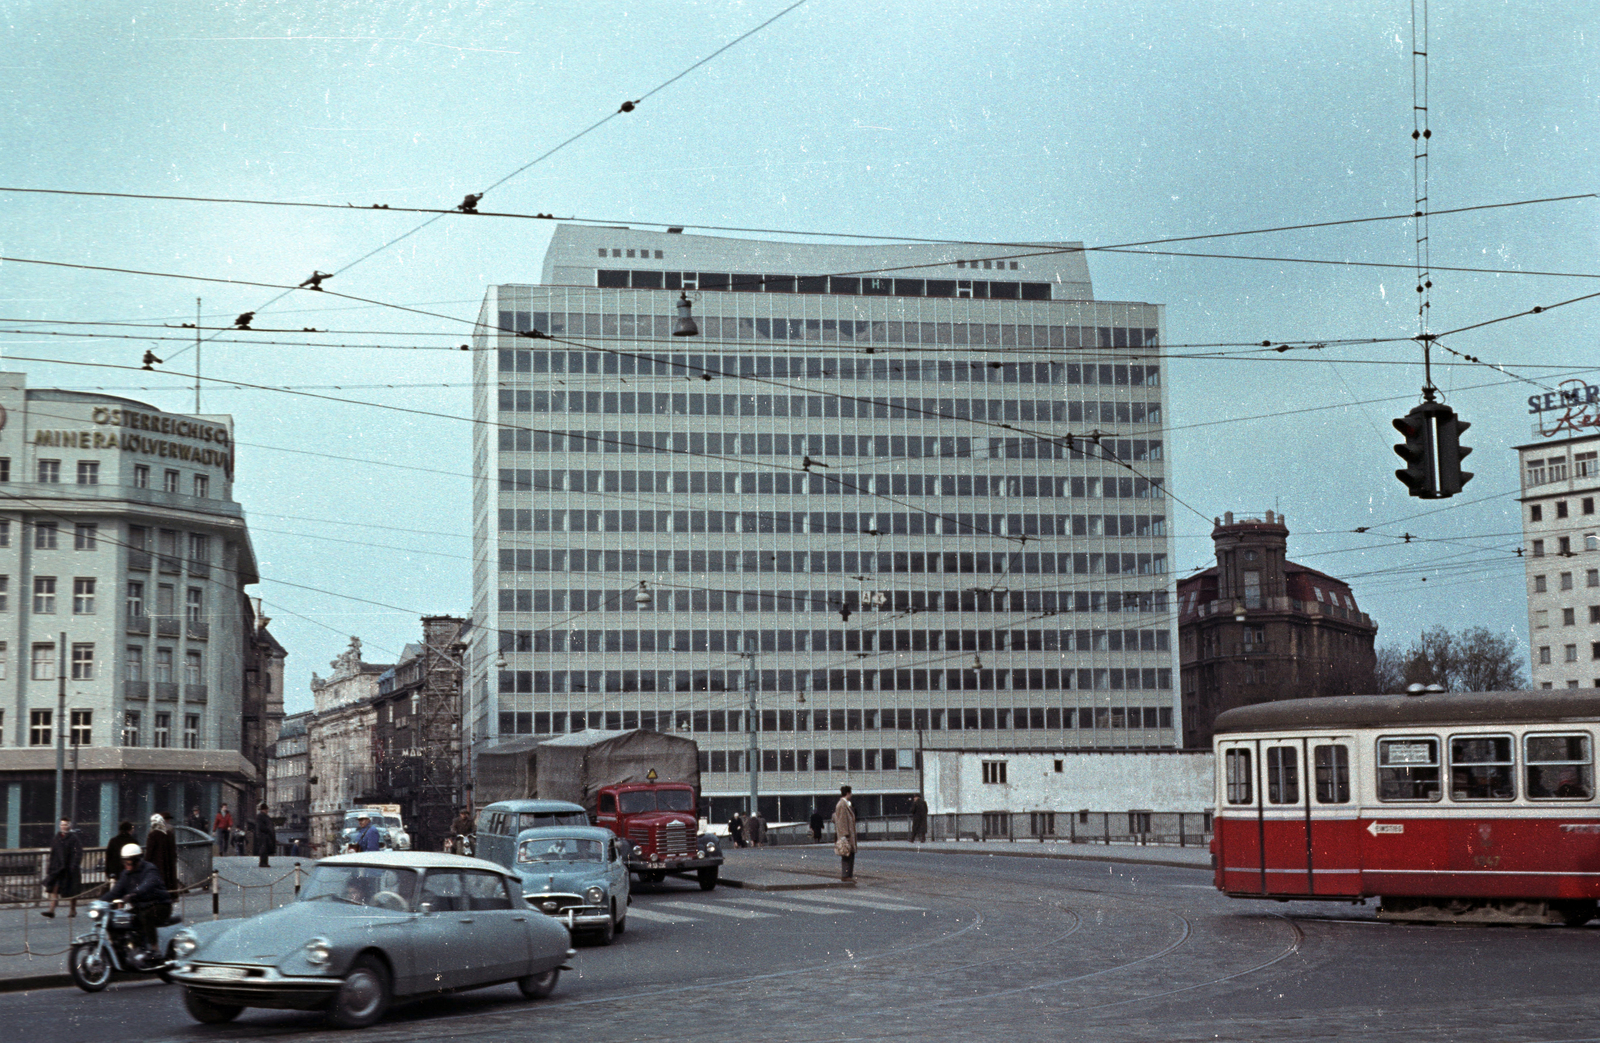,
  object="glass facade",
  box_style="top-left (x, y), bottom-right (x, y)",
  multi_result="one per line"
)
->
top-left (470, 228), bottom-right (1177, 810)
